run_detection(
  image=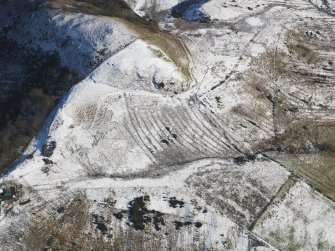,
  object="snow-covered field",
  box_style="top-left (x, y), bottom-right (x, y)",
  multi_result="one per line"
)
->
top-left (253, 181), bottom-right (335, 250)
top-left (0, 0), bottom-right (335, 250)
